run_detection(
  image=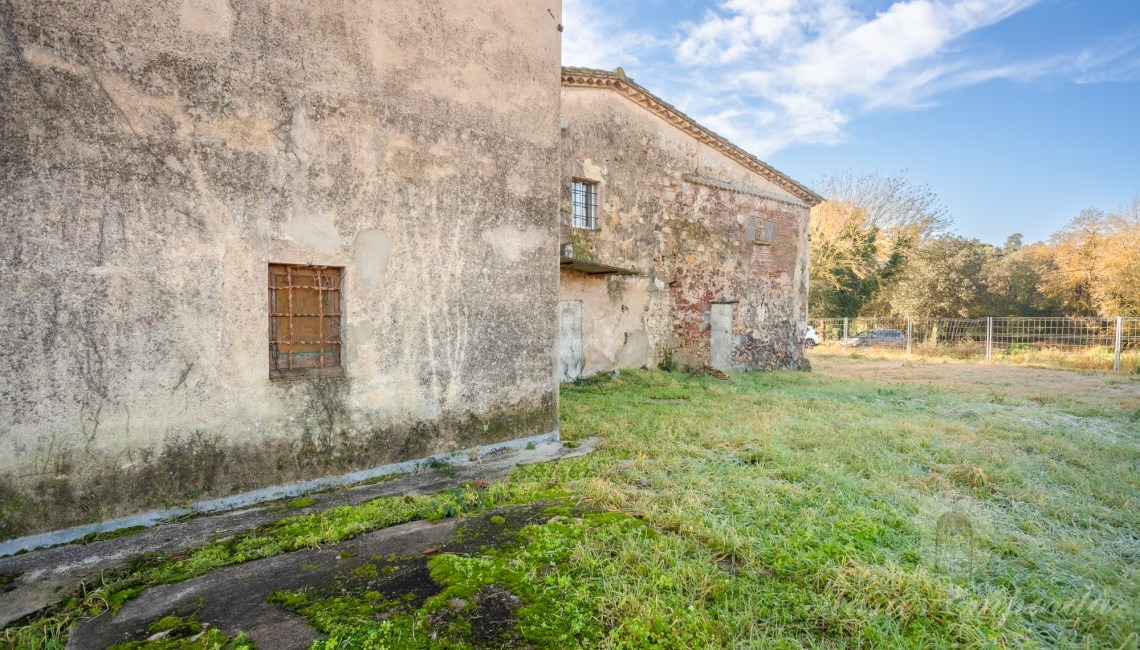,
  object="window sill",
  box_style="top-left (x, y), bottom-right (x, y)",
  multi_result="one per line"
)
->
top-left (270, 367), bottom-right (347, 382)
